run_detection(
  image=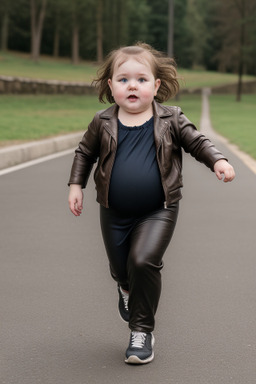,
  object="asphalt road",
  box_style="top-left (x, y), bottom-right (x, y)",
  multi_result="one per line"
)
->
top-left (1, 138), bottom-right (256, 384)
